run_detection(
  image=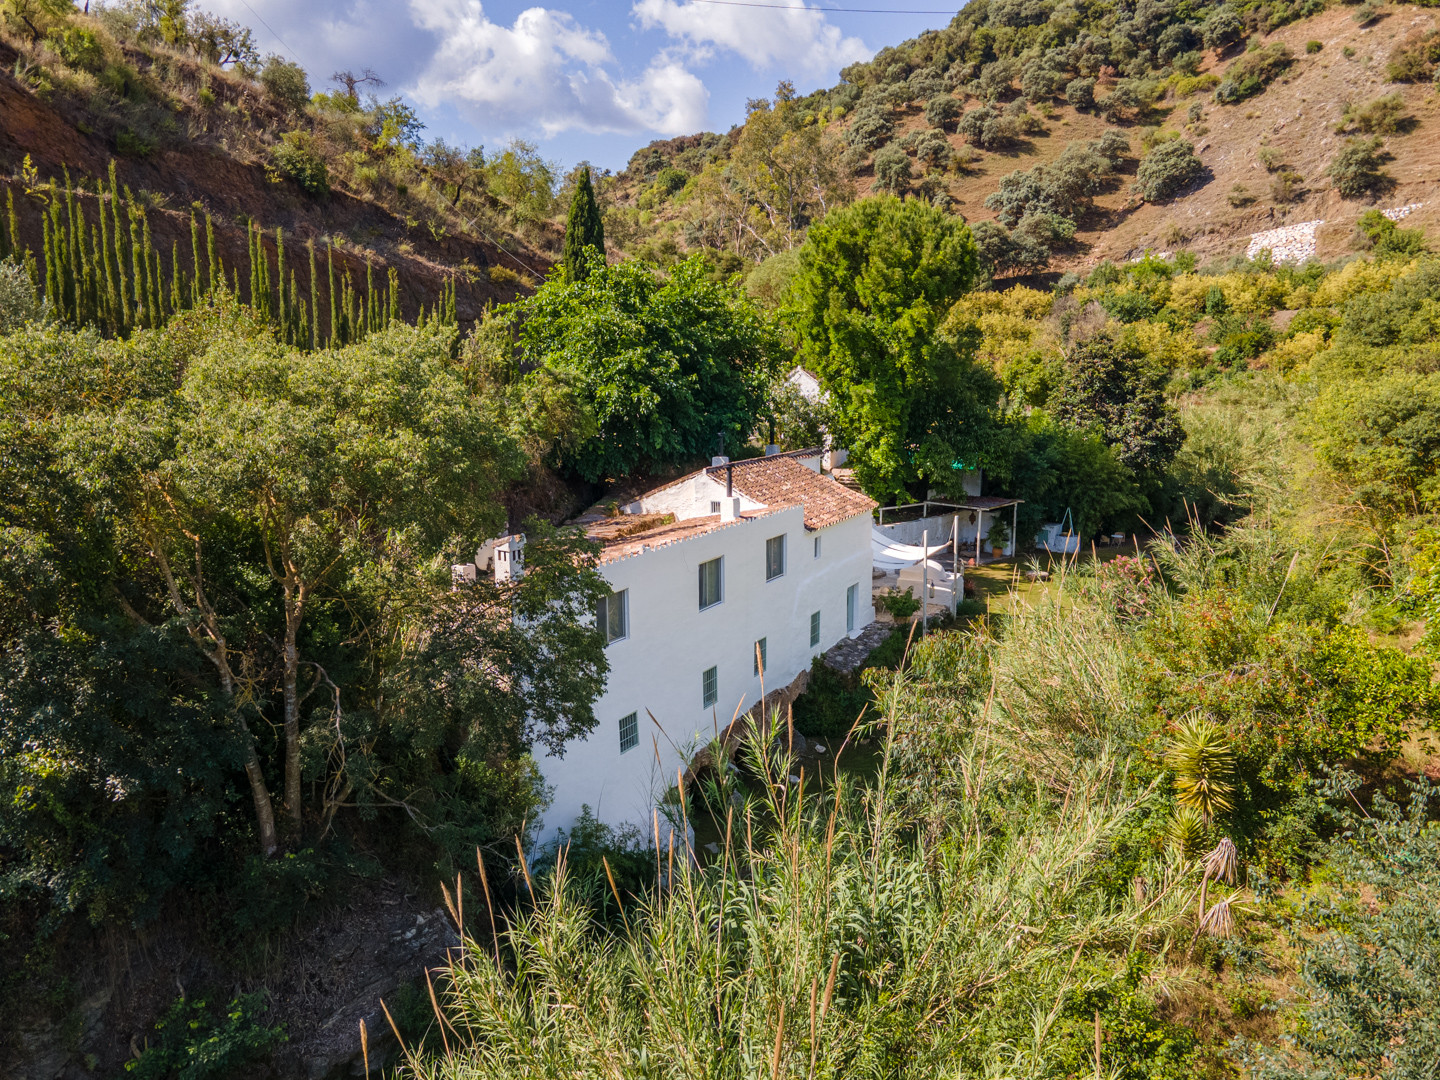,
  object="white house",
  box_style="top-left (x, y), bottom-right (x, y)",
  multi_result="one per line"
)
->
top-left (534, 450), bottom-right (876, 845)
